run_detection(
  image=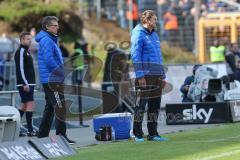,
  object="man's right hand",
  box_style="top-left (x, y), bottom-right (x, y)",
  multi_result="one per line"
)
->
top-left (23, 85), bottom-right (30, 92)
top-left (138, 77), bottom-right (146, 88)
